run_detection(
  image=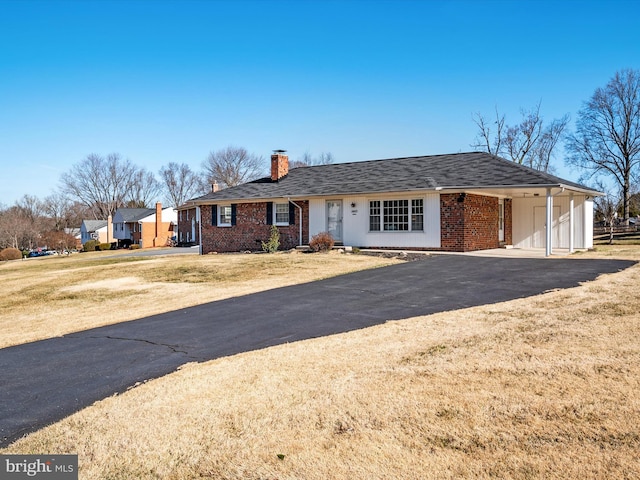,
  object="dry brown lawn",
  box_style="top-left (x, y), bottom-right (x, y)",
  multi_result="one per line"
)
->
top-left (0, 249), bottom-right (398, 349)
top-left (2, 246), bottom-right (640, 479)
